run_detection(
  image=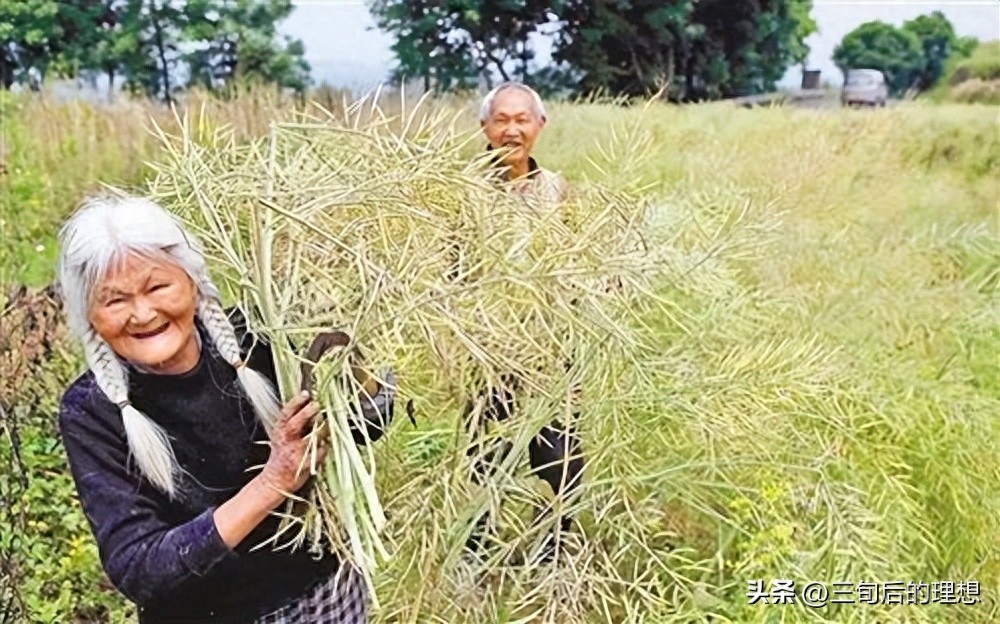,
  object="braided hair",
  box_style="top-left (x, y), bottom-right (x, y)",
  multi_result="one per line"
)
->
top-left (57, 194), bottom-right (281, 498)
